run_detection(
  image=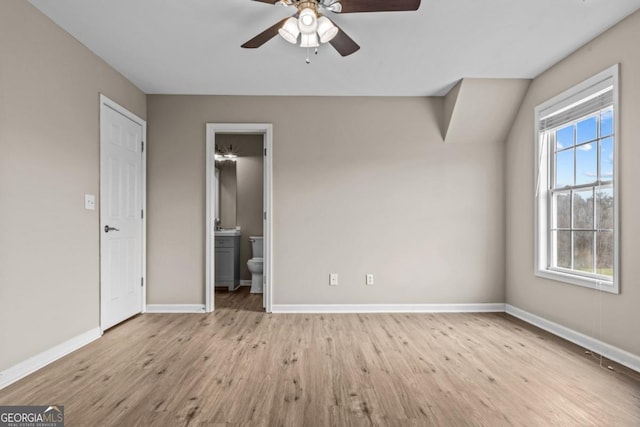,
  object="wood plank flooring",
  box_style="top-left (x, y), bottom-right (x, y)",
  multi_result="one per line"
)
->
top-left (1, 288), bottom-right (639, 426)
